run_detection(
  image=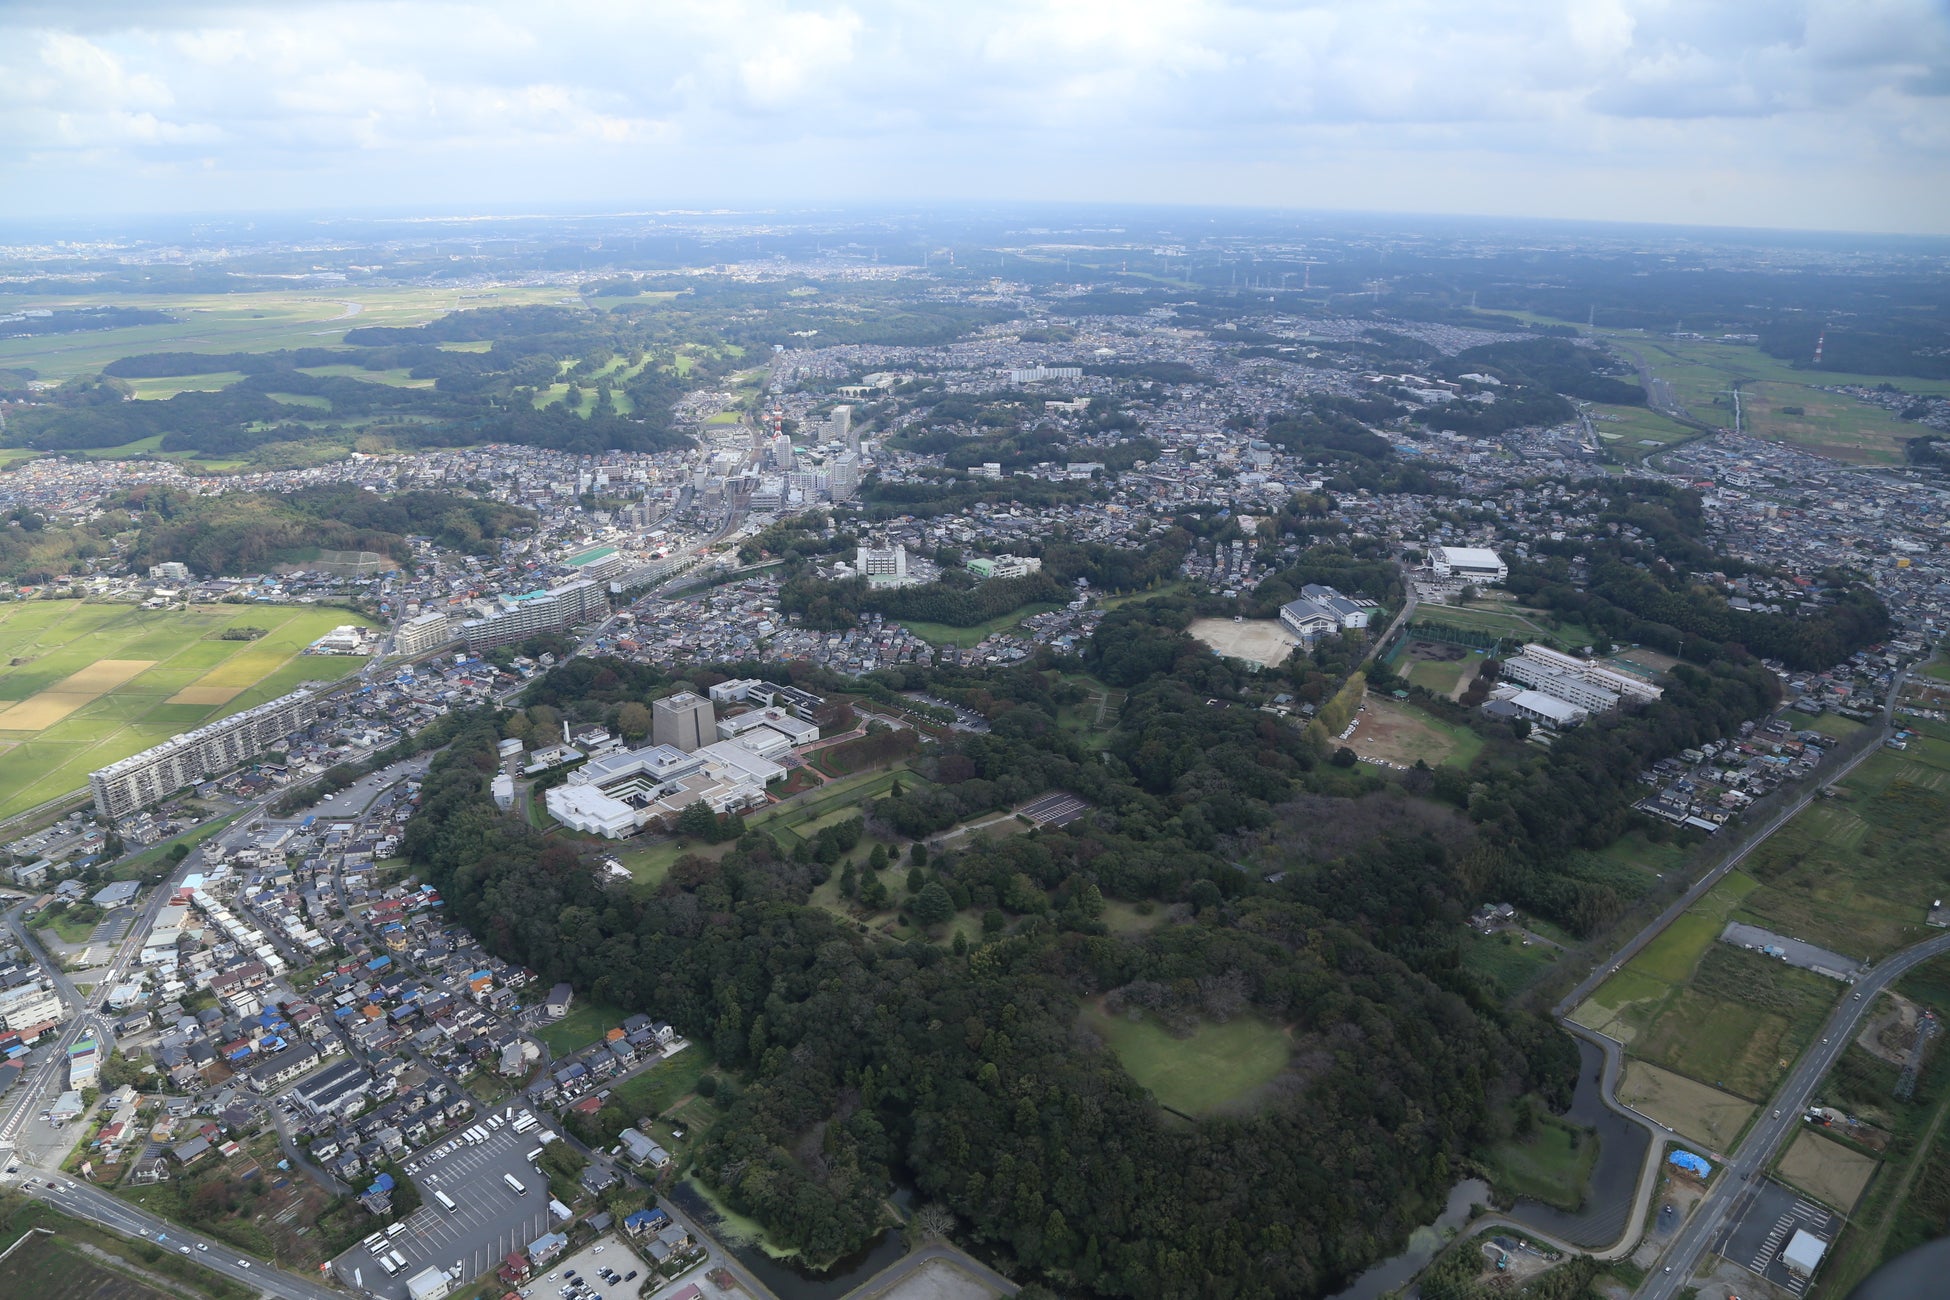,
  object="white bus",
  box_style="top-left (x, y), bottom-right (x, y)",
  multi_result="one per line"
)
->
top-left (435, 1190), bottom-right (458, 1213)
top-left (525, 1147), bottom-right (543, 1166)
top-left (386, 1250), bottom-right (409, 1274)
top-left (503, 1173), bottom-right (526, 1196)
top-left (385, 1222), bottom-right (408, 1239)
top-left (511, 1112), bottom-right (537, 1134)
top-left (377, 1253), bottom-right (403, 1276)
top-left (362, 1233), bottom-right (385, 1254)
